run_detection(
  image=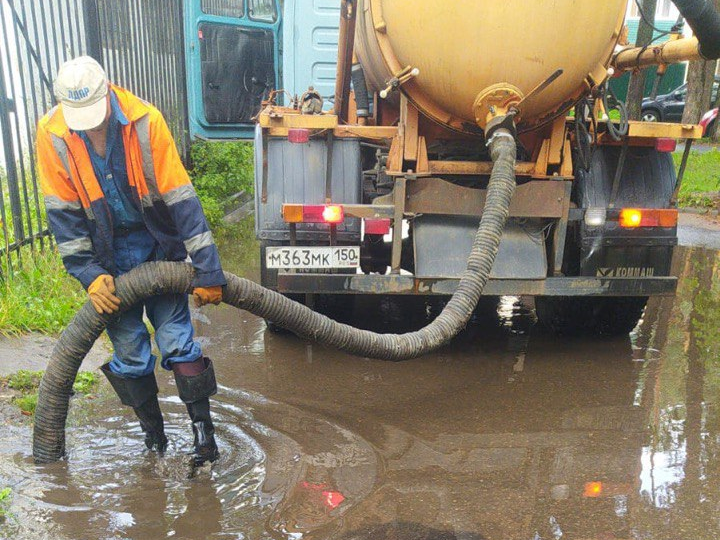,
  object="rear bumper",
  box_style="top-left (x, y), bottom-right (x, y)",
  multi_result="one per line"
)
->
top-left (276, 273), bottom-right (677, 297)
